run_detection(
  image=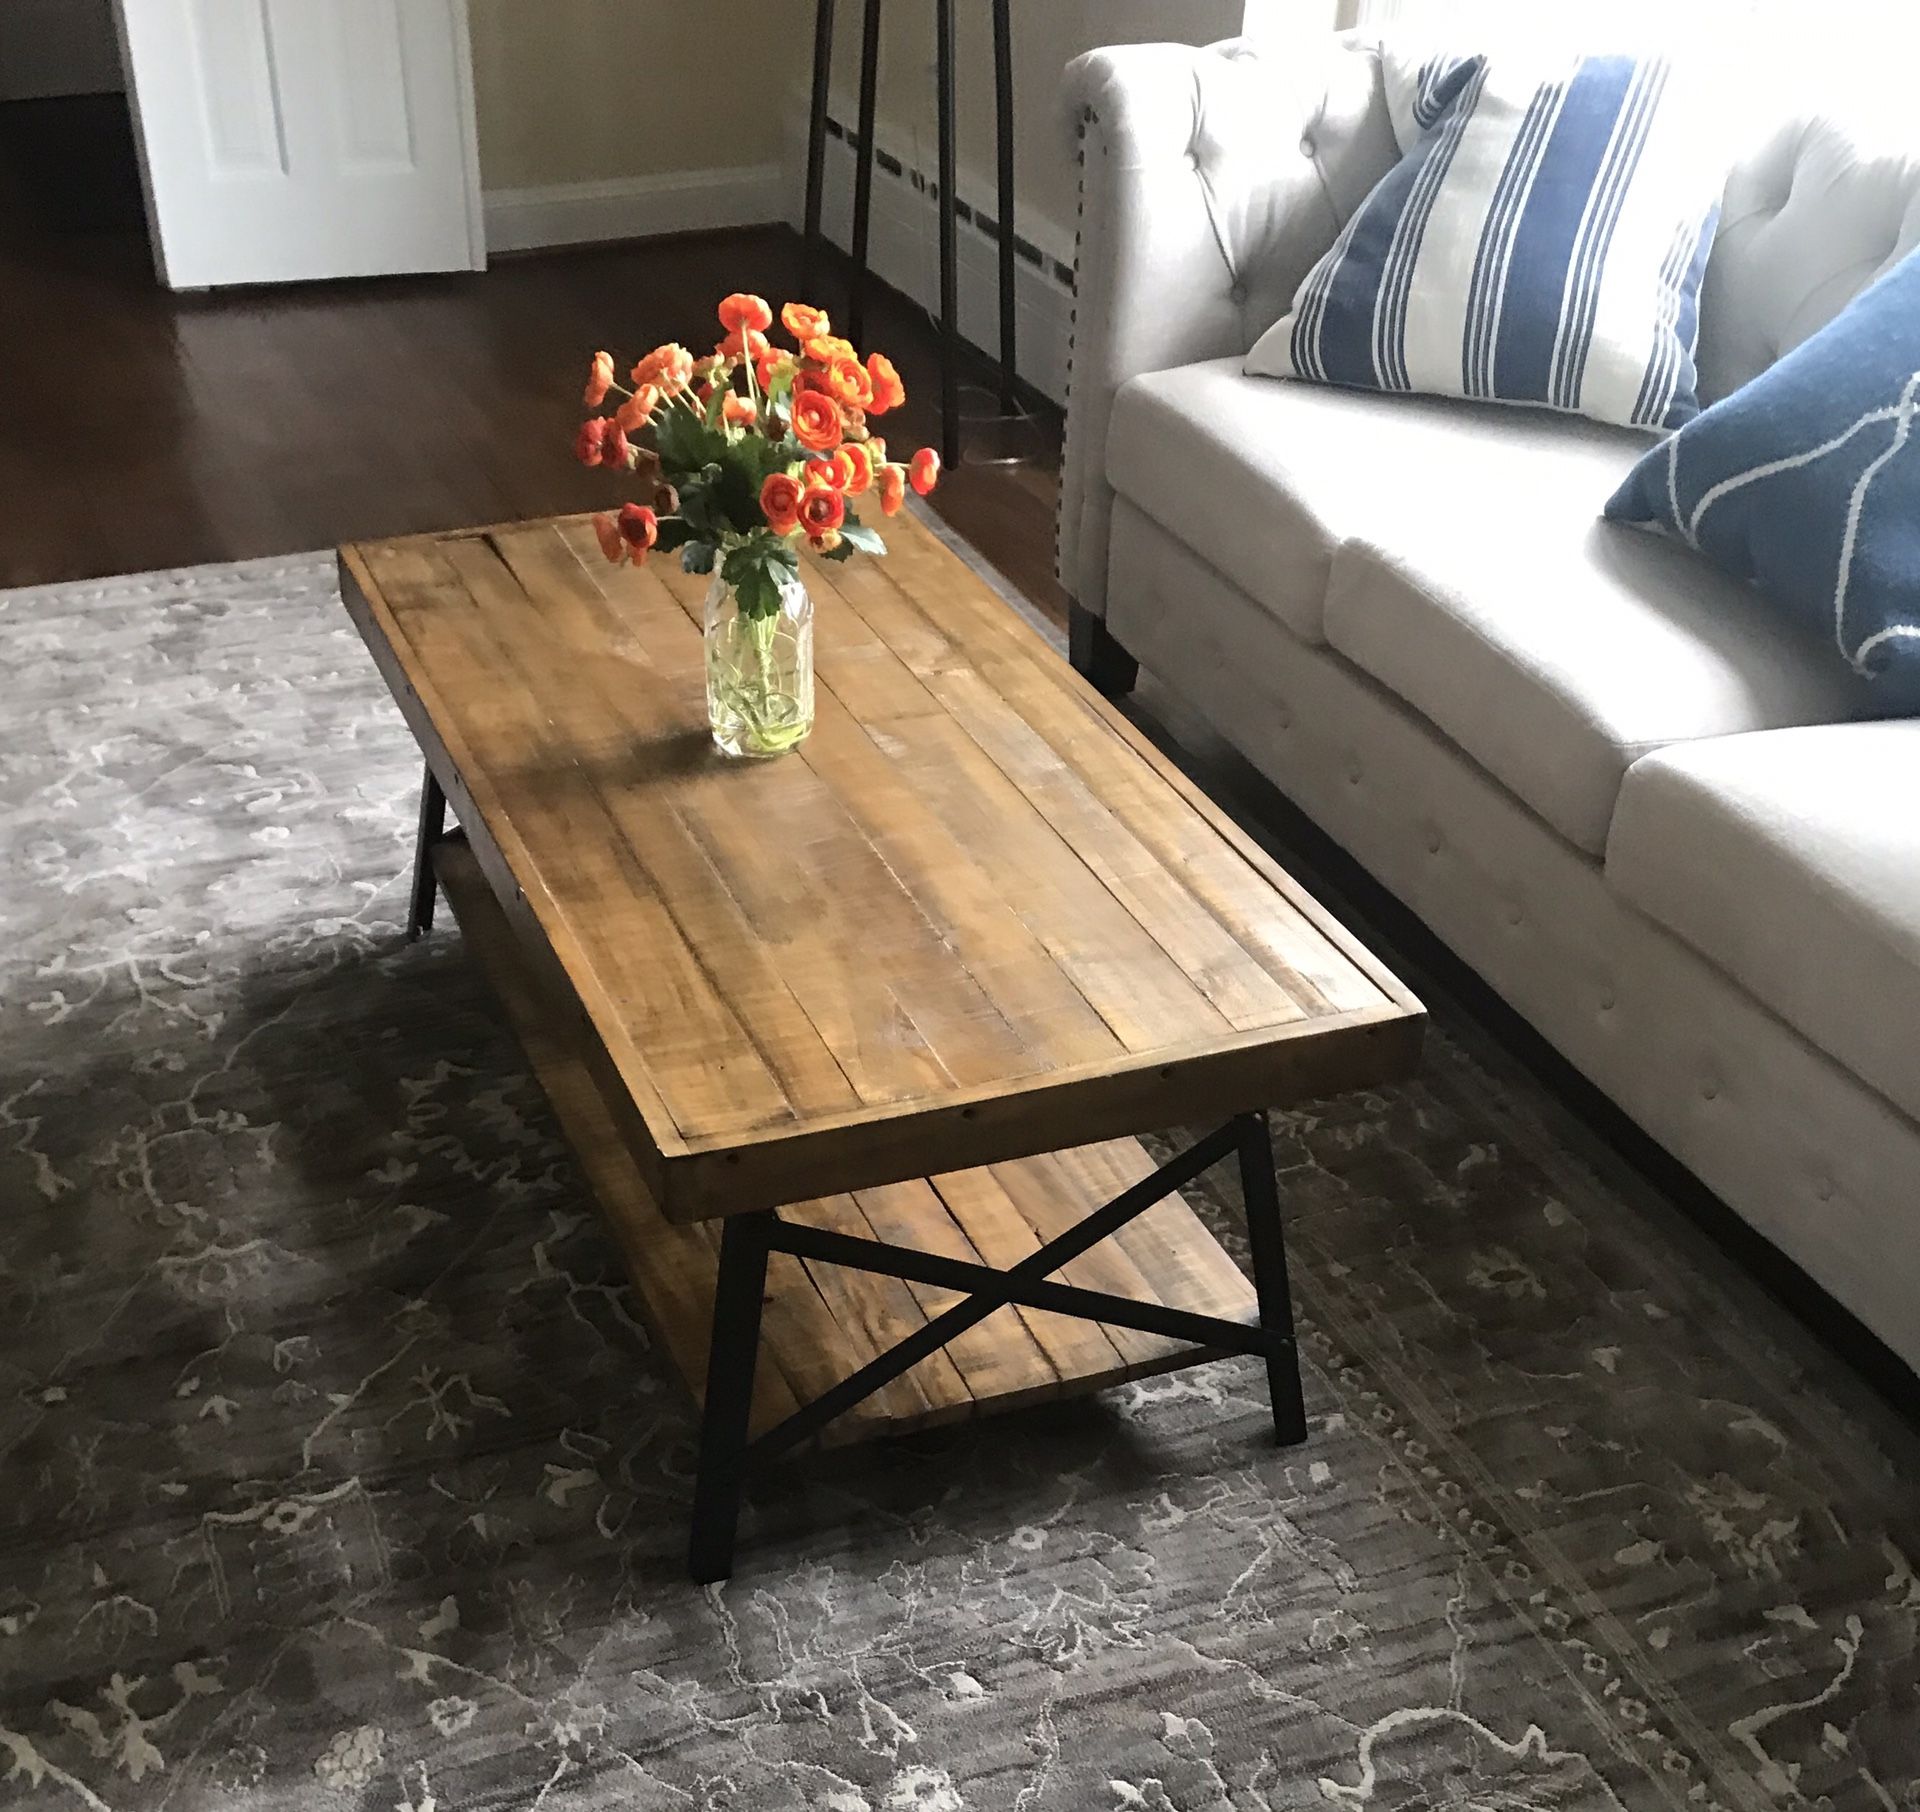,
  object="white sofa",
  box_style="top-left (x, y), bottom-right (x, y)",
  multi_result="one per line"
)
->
top-left (1058, 34), bottom-right (1920, 1379)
